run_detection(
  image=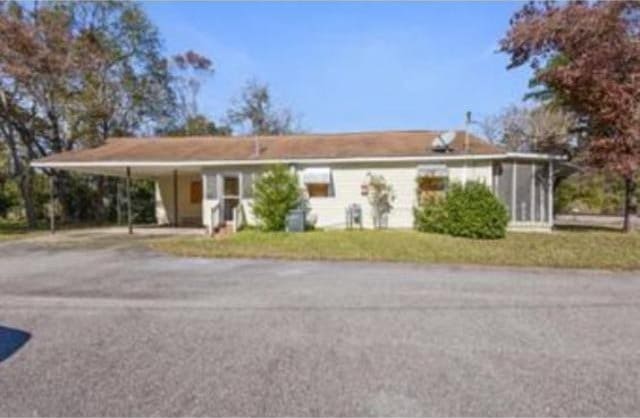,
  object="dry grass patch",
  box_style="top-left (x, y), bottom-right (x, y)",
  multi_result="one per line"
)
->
top-left (150, 228), bottom-right (640, 270)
